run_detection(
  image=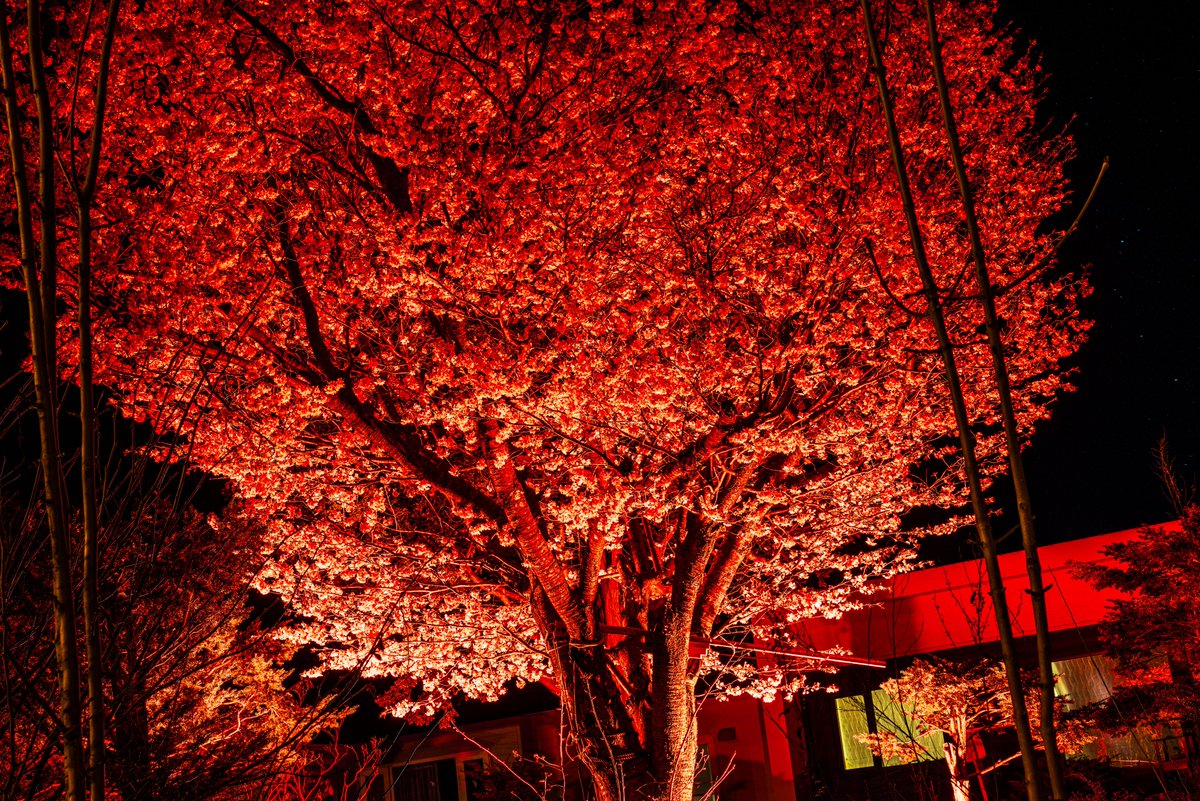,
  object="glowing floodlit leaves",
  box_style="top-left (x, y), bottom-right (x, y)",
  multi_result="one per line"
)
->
top-left (5, 0), bottom-right (1089, 798)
